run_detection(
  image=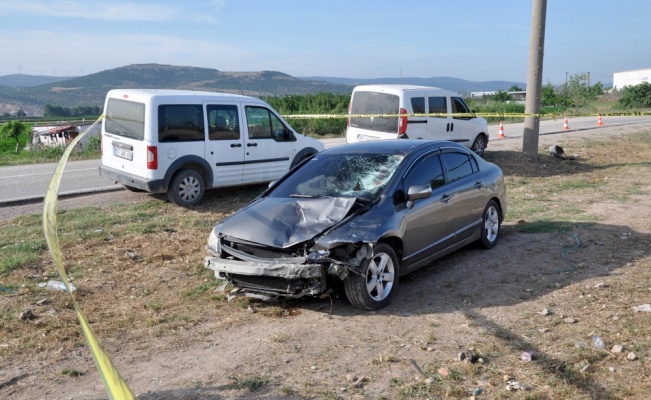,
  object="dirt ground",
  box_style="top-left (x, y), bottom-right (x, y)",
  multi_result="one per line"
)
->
top-left (2, 122), bottom-right (651, 399)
